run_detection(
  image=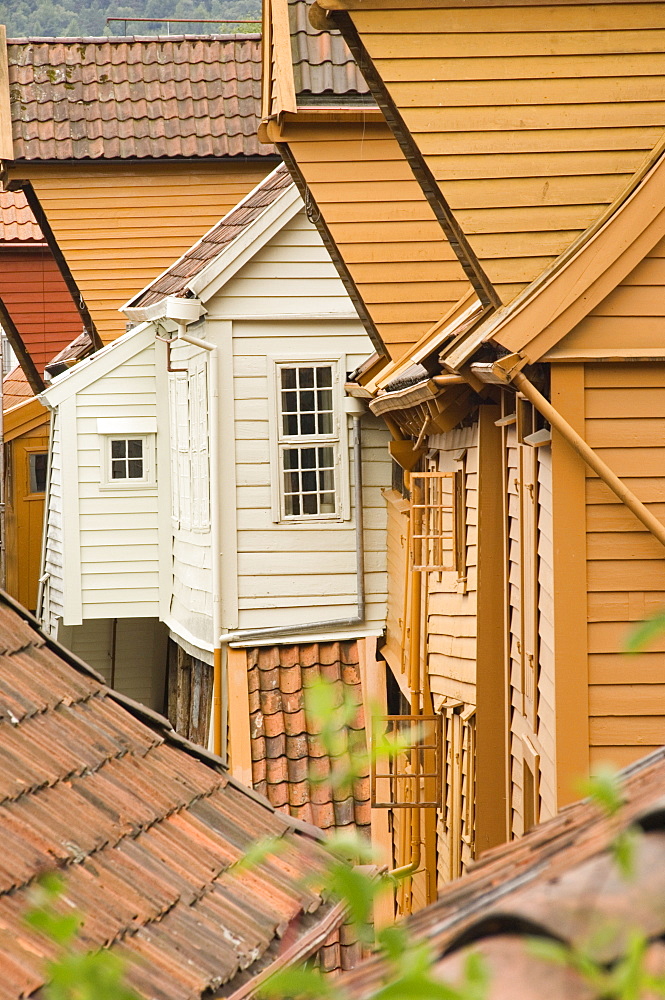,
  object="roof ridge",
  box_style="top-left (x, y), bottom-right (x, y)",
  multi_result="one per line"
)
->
top-left (8, 34), bottom-right (262, 43)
